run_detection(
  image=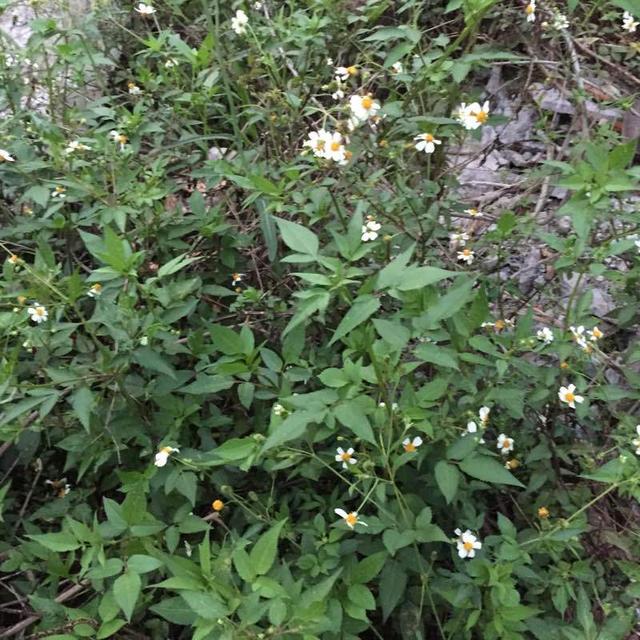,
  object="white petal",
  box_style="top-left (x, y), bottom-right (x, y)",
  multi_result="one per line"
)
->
top-left (334, 508), bottom-right (348, 519)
